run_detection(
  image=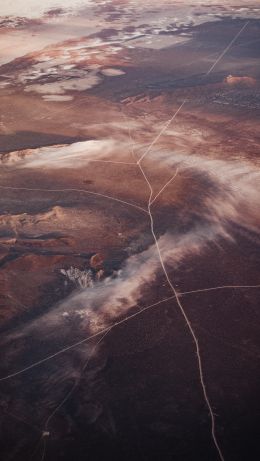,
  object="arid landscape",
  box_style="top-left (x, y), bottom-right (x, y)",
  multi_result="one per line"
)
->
top-left (0, 1), bottom-right (260, 460)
